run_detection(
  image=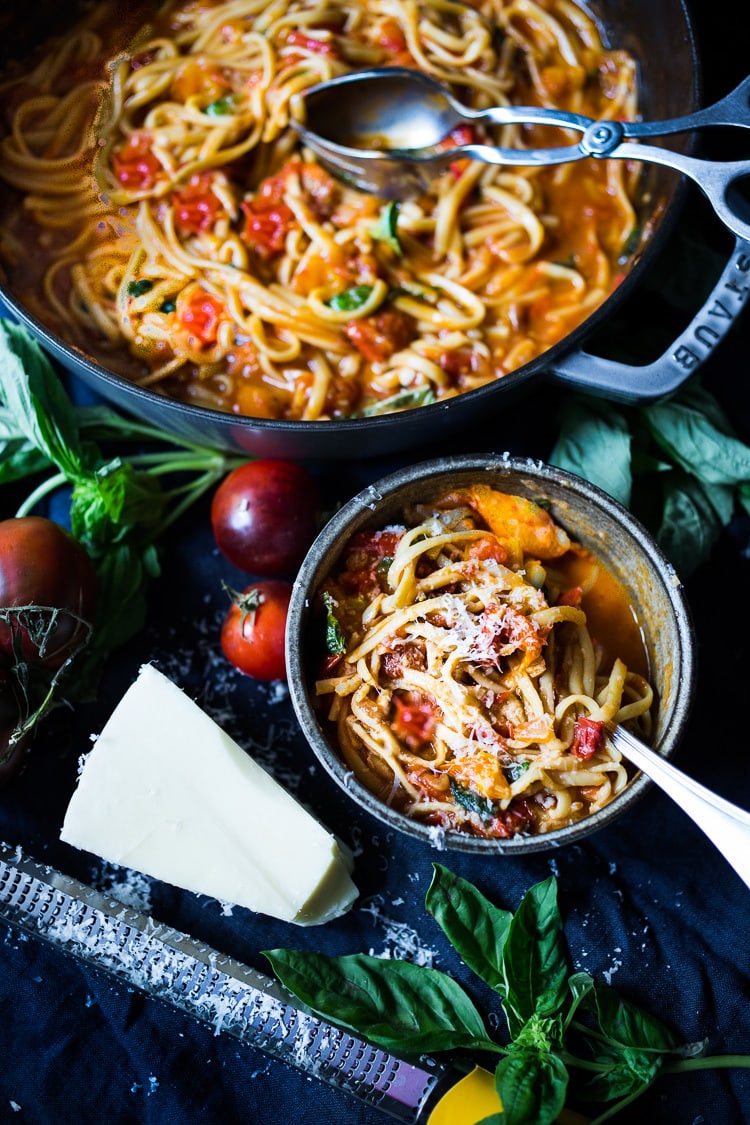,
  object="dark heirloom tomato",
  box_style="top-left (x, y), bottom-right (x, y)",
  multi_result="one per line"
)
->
top-left (220, 580), bottom-right (292, 682)
top-left (211, 459), bottom-right (320, 576)
top-left (0, 516), bottom-right (97, 668)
